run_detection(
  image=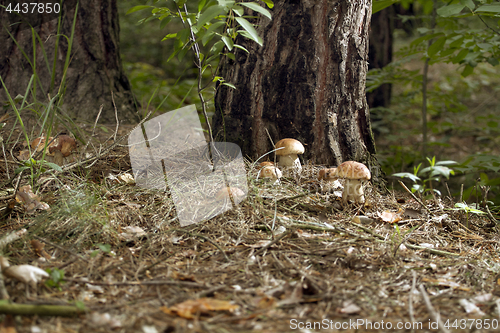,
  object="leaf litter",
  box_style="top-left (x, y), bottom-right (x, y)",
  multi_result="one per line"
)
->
top-left (0, 126), bottom-right (500, 332)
